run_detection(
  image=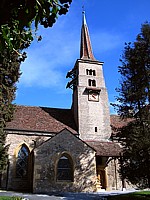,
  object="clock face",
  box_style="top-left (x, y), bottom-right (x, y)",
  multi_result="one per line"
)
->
top-left (89, 92), bottom-right (99, 102)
